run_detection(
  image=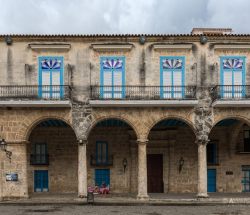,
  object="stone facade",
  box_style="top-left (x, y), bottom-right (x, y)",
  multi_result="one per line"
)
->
top-left (1, 30), bottom-right (250, 199)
